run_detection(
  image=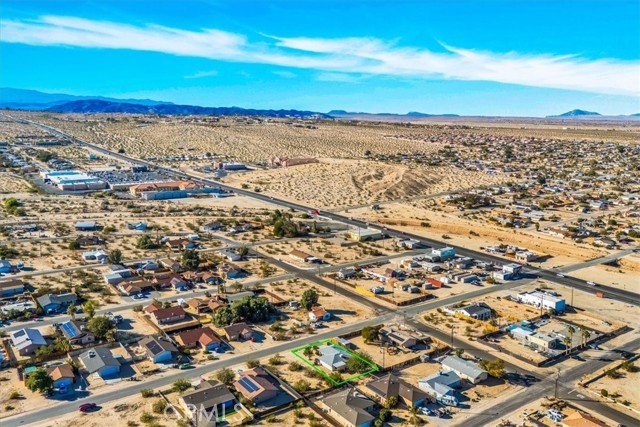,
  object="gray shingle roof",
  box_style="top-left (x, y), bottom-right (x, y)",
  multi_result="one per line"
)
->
top-left (79, 347), bottom-right (121, 373)
top-left (322, 389), bottom-right (374, 427)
